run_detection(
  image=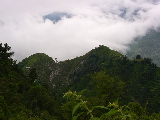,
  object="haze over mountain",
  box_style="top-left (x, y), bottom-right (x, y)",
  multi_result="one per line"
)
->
top-left (127, 29), bottom-right (160, 66)
top-left (0, 0), bottom-right (160, 61)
